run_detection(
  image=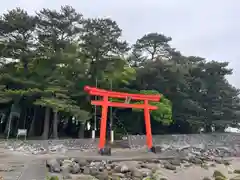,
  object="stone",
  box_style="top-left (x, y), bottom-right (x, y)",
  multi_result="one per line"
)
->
top-left (139, 163), bottom-right (147, 168)
top-left (90, 161), bottom-right (97, 167)
top-left (71, 162), bottom-right (80, 174)
top-left (95, 171), bottom-right (109, 180)
top-left (62, 173), bottom-right (72, 179)
top-left (151, 159), bottom-right (161, 163)
top-left (224, 161), bottom-right (230, 166)
top-left (74, 159), bottom-right (88, 167)
top-left (189, 157), bottom-right (203, 165)
top-left (210, 163), bottom-right (216, 167)
top-left (145, 163), bottom-right (159, 171)
top-left (141, 168), bottom-right (152, 177)
top-left (82, 166), bottom-right (90, 174)
top-left (169, 158), bottom-right (181, 166)
top-left (106, 165), bottom-right (112, 171)
top-left (120, 164), bottom-right (129, 173)
top-left (46, 159), bottom-right (61, 173)
top-left (213, 170), bottom-right (226, 179)
top-left (99, 147), bottom-right (111, 156)
top-left (184, 163), bottom-right (192, 168)
top-left (131, 168), bottom-right (144, 178)
top-left (61, 164), bottom-right (71, 179)
top-left (163, 162), bottom-right (176, 171)
top-left (215, 176), bottom-right (226, 180)
top-left (90, 167), bottom-right (99, 176)
top-left (151, 146), bottom-right (162, 153)
top-left (62, 159), bottom-right (73, 165)
top-left (49, 144), bottom-right (67, 153)
top-left (113, 165), bottom-right (121, 173)
top-left (98, 165), bottom-right (105, 172)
